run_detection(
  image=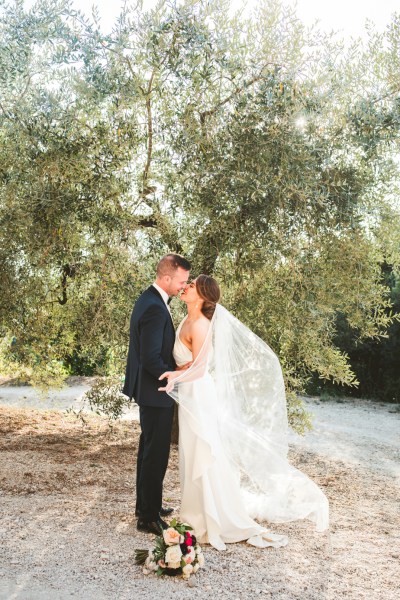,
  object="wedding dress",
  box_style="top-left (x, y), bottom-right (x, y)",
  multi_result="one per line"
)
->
top-left (171, 305), bottom-right (329, 551)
